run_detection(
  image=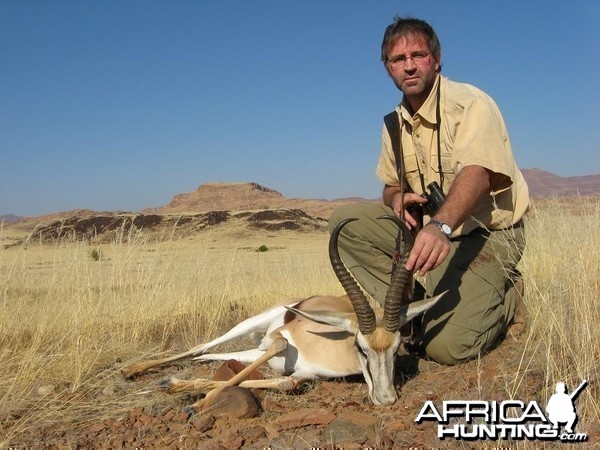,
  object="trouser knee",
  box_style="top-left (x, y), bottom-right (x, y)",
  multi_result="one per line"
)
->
top-left (328, 203), bottom-right (357, 234)
top-left (424, 337), bottom-right (467, 366)
top-left (329, 202), bottom-right (388, 233)
top-left (424, 325), bottom-right (488, 366)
